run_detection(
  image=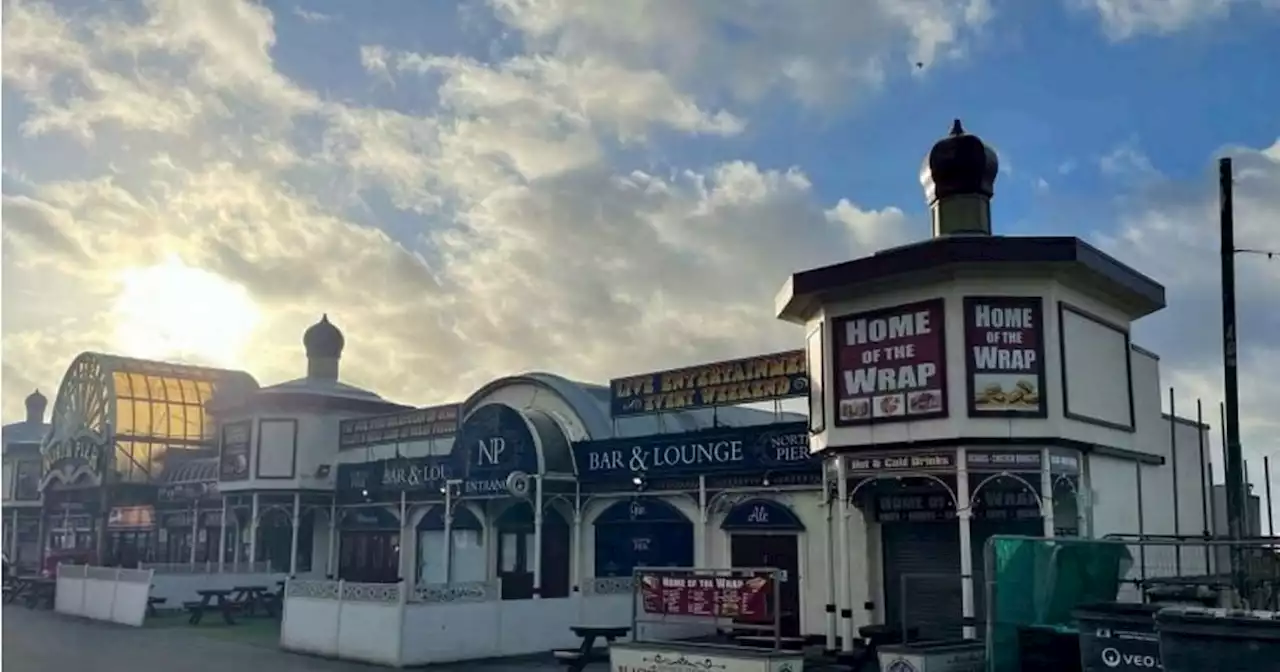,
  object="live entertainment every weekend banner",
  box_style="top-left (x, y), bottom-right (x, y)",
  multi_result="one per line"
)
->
top-left (964, 296), bottom-right (1047, 417)
top-left (609, 351), bottom-right (807, 417)
top-left (833, 299), bottom-right (947, 425)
